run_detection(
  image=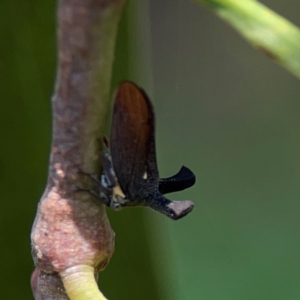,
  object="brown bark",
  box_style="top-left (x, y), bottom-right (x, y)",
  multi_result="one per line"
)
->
top-left (31, 0), bottom-right (126, 298)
